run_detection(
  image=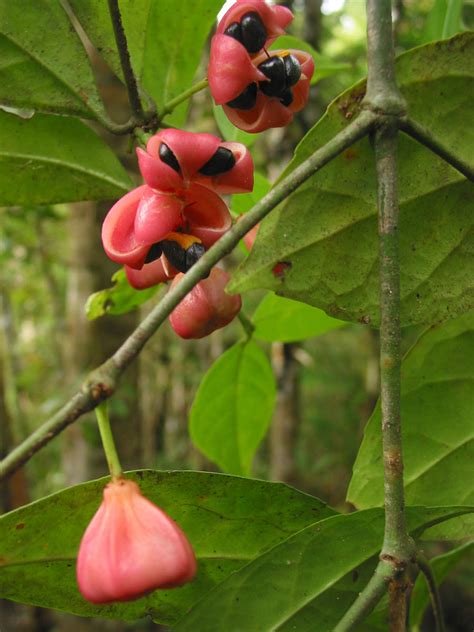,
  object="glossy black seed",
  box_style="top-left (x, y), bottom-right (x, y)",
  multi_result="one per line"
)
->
top-left (144, 242), bottom-right (163, 264)
top-left (279, 89), bottom-right (293, 107)
top-left (240, 12), bottom-right (267, 53)
top-left (159, 142), bottom-right (180, 173)
top-left (199, 147), bottom-right (236, 176)
top-left (283, 55), bottom-right (301, 87)
top-left (258, 56), bottom-right (286, 97)
top-left (185, 242), bottom-right (206, 269)
top-left (224, 21), bottom-right (243, 44)
top-left (226, 83), bottom-right (258, 110)
top-left (161, 240), bottom-right (186, 272)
